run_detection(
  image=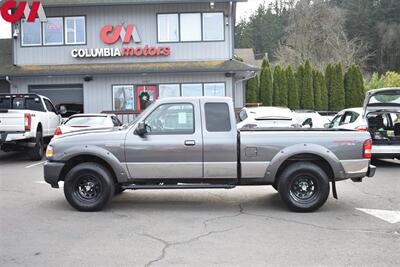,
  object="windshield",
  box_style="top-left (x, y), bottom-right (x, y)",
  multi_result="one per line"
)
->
top-left (368, 91), bottom-right (400, 106)
top-left (65, 116), bottom-right (109, 127)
